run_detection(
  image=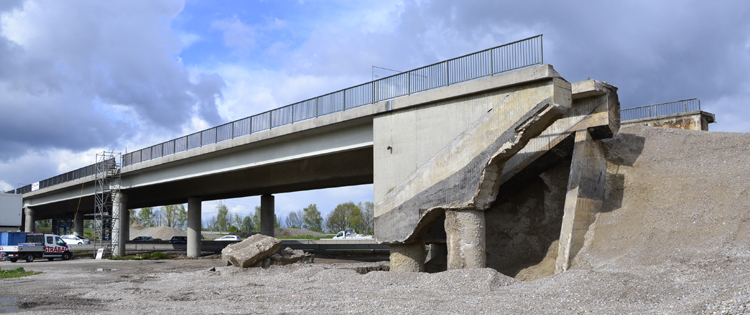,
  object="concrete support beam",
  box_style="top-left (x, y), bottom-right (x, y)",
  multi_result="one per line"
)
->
top-left (51, 218), bottom-right (58, 234)
top-left (389, 242), bottom-right (425, 272)
top-left (74, 213), bottom-right (84, 237)
top-left (187, 197), bottom-right (202, 258)
top-left (261, 194), bottom-right (275, 237)
top-left (555, 130), bottom-right (606, 273)
top-left (24, 207), bottom-right (34, 233)
top-left (445, 209), bottom-right (486, 269)
top-left (112, 192), bottom-right (128, 257)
